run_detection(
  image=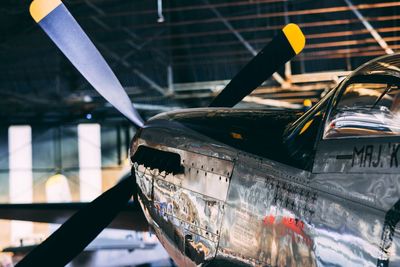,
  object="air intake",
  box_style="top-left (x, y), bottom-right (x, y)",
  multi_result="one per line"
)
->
top-left (131, 146), bottom-right (184, 175)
